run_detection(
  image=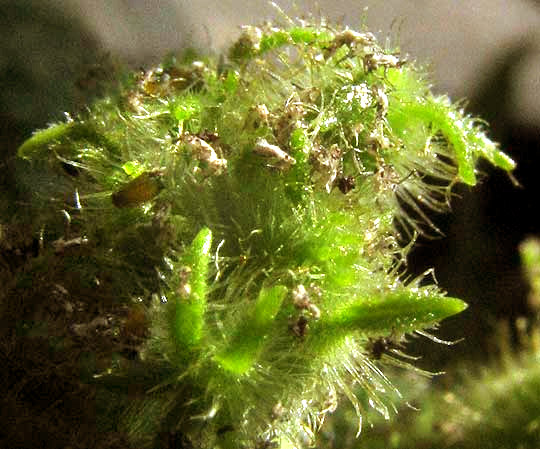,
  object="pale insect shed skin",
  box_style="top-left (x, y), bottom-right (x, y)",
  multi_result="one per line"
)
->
top-left (372, 85), bottom-right (389, 119)
top-left (273, 94), bottom-right (306, 147)
top-left (253, 138), bottom-right (296, 169)
top-left (335, 29), bottom-right (376, 48)
top-left (289, 284), bottom-right (321, 338)
top-left (310, 144), bottom-right (343, 193)
top-left (183, 134), bottom-right (228, 174)
top-left (138, 61), bottom-right (207, 97)
top-left (238, 25), bottom-right (264, 52)
top-left (51, 236), bottom-right (89, 254)
top-left (244, 104), bottom-right (271, 130)
top-left (292, 284), bottom-right (321, 320)
top-left (177, 266), bottom-right (192, 299)
top-left (325, 144), bottom-right (343, 193)
top-left (326, 29), bottom-right (377, 56)
top-left (229, 25), bottom-right (264, 60)
top-left (254, 104), bottom-right (270, 124)
top-left (363, 52), bottom-right (406, 72)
